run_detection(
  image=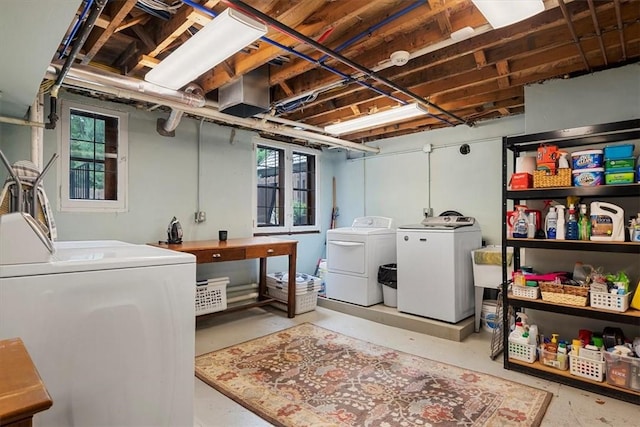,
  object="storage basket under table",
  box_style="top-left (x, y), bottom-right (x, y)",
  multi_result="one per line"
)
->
top-left (195, 279), bottom-right (228, 315)
top-left (569, 352), bottom-right (605, 382)
top-left (539, 281), bottom-right (589, 306)
top-left (533, 168), bottom-right (572, 188)
top-left (590, 291), bottom-right (630, 312)
top-left (508, 340), bottom-right (537, 363)
top-left (512, 285), bottom-right (540, 299)
top-left (267, 285), bottom-right (318, 314)
top-left (266, 272), bottom-right (321, 315)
